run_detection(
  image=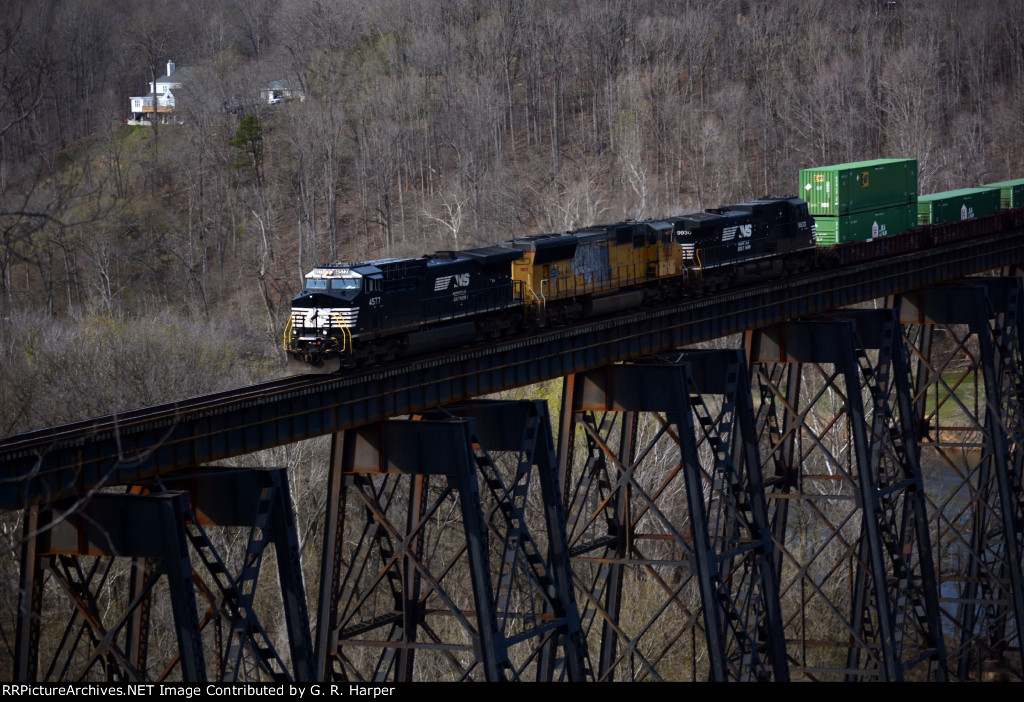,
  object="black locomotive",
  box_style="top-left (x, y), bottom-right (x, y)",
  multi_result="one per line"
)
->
top-left (285, 195), bottom-right (816, 372)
